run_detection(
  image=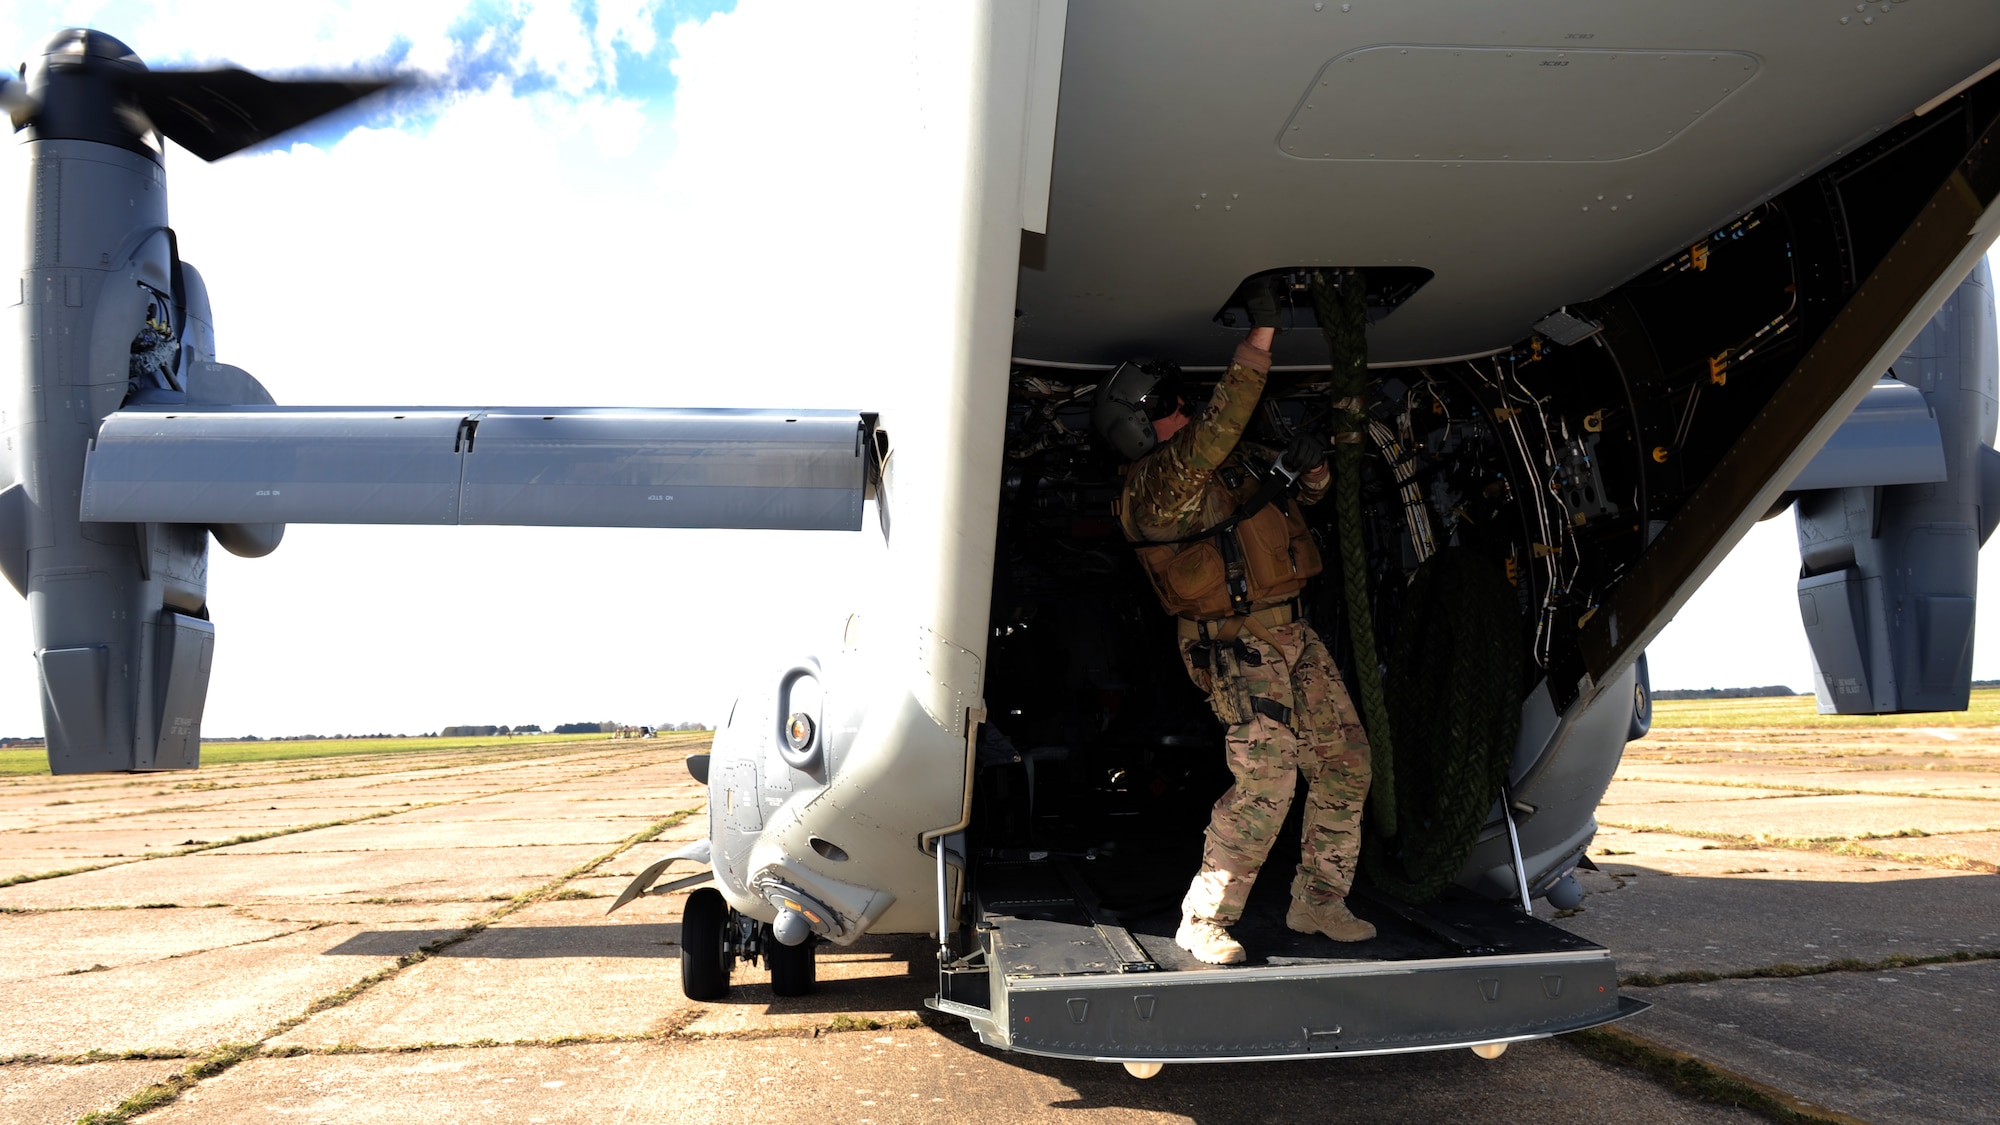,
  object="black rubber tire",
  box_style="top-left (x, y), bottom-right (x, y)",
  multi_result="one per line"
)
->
top-left (680, 887), bottom-right (732, 1001)
top-left (1627, 651), bottom-right (1653, 742)
top-left (767, 932), bottom-right (817, 997)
